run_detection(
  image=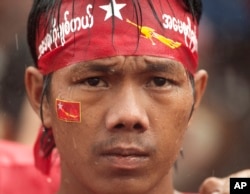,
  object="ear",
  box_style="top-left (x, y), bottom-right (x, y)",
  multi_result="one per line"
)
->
top-left (193, 69), bottom-right (208, 110)
top-left (25, 66), bottom-right (52, 127)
